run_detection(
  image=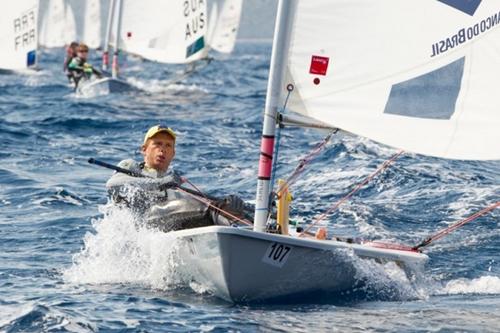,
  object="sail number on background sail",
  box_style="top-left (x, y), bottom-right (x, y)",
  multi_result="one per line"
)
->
top-left (0, 0), bottom-right (38, 70)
